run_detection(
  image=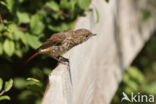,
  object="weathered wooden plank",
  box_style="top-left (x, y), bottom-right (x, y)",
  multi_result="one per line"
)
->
top-left (42, 0), bottom-right (155, 104)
